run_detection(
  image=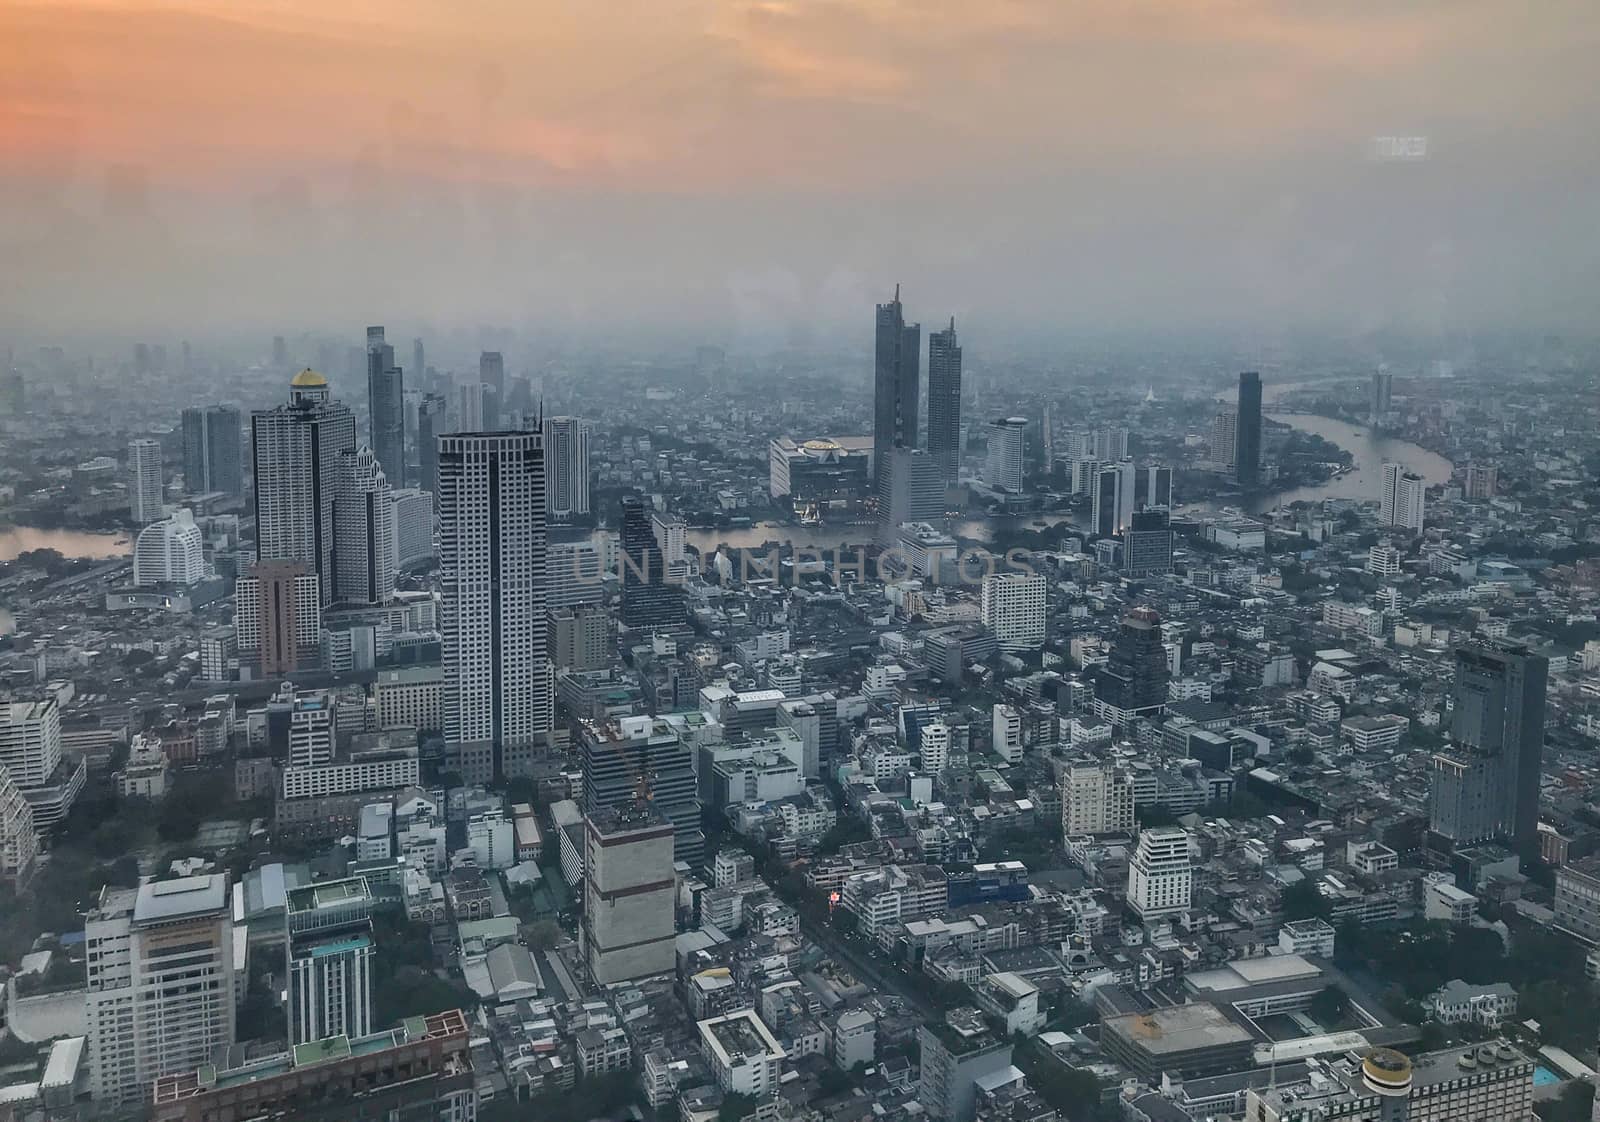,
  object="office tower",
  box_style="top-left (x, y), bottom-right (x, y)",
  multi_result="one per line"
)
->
top-left (876, 447), bottom-right (944, 539)
top-left (1146, 465), bottom-right (1173, 509)
top-left (479, 350), bottom-right (504, 399)
top-left (1063, 763), bottom-right (1136, 836)
top-left (992, 703), bottom-right (1023, 764)
top-left (1235, 371), bottom-right (1262, 485)
top-left (133, 509), bottom-right (206, 587)
top-left (388, 487), bottom-right (435, 570)
top-left (980, 572), bottom-right (1046, 651)
top-left (1094, 427), bottom-right (1130, 461)
top-left (286, 877), bottom-right (374, 1045)
top-left (927, 318), bottom-right (963, 483)
top-left (549, 605), bottom-right (611, 671)
top-left (1465, 463), bottom-right (1497, 499)
top-left (1429, 642), bottom-right (1549, 861)
top-left (251, 370), bottom-right (357, 605)
top-left (272, 334), bottom-right (288, 367)
top-left (1379, 461), bottom-right (1426, 532)
top-left (1127, 825), bottom-right (1192, 918)
top-left (619, 494), bottom-right (684, 632)
top-left (457, 382), bottom-right (486, 431)
top-left (416, 392), bottom-right (447, 494)
top-left (543, 415), bottom-right (593, 517)
top-left (983, 417), bottom-right (1027, 493)
top-left (582, 804), bottom-right (676, 985)
top-left (0, 698), bottom-right (80, 831)
top-left (1371, 368), bottom-right (1393, 419)
top-left (581, 715), bottom-right (702, 863)
top-left (918, 1008), bottom-right (1013, 1122)
top-left (85, 875), bottom-right (236, 1109)
top-left (332, 445), bottom-right (395, 606)
top-left (180, 405), bottom-right (243, 495)
top-left (872, 285), bottom-right (920, 482)
top-left (1041, 401), bottom-right (1053, 464)
top-left (152, 1010), bottom-right (474, 1122)
top-left (548, 539), bottom-right (606, 608)
top-left (1092, 607), bottom-right (1169, 723)
top-left (235, 561), bottom-right (322, 676)
top-left (1070, 457), bottom-right (1101, 496)
top-left (365, 326), bottom-right (406, 488)
top-left (0, 766), bottom-right (38, 884)
top-left (1210, 410), bottom-right (1238, 471)
top-left (288, 691), bottom-right (335, 768)
top-left (1245, 1042), bottom-right (1536, 1122)
top-left (1092, 460), bottom-right (1137, 538)
top-left (128, 437), bottom-right (164, 523)
top-left (437, 431), bottom-right (551, 785)
top-left (1124, 509), bottom-right (1174, 578)
top-left (412, 337), bottom-right (425, 381)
